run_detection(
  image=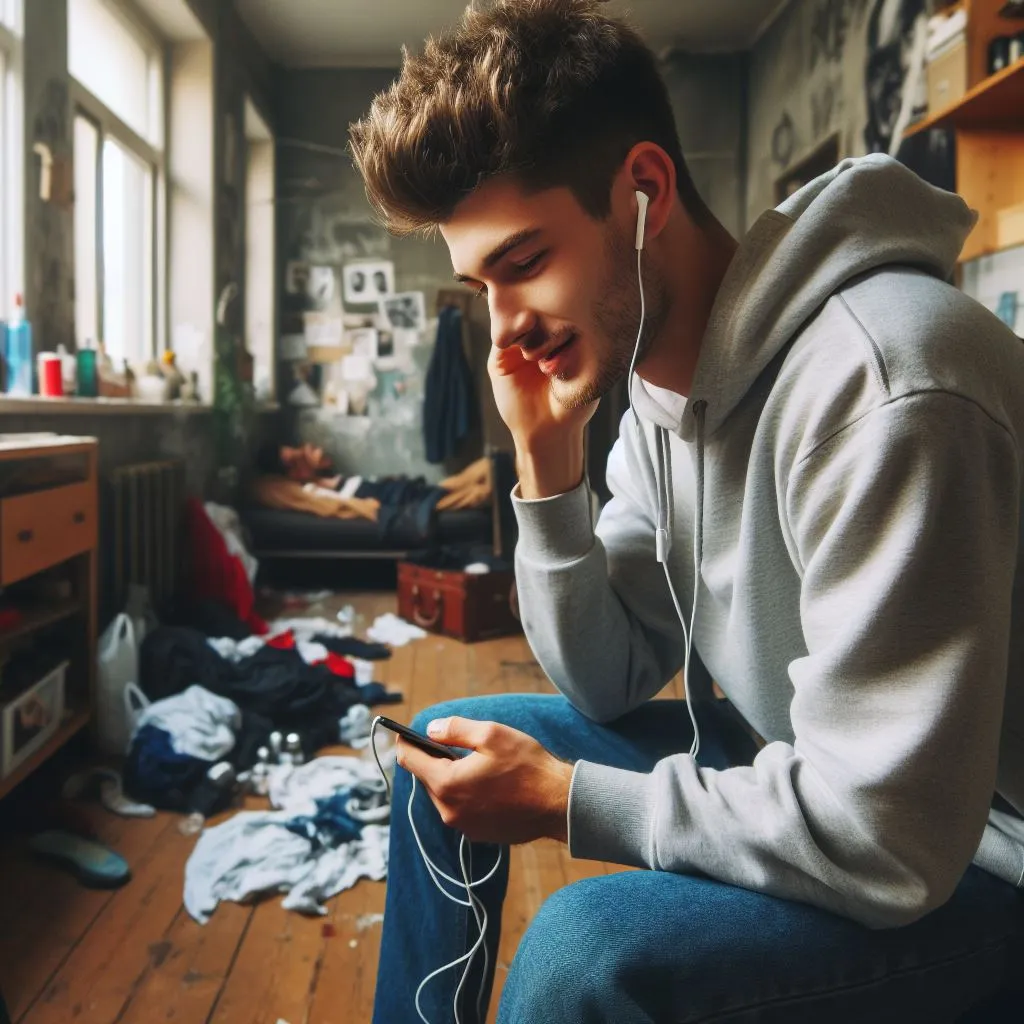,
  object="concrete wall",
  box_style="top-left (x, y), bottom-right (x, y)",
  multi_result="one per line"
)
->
top-left (274, 54), bottom-right (746, 482)
top-left (9, 0), bottom-right (275, 495)
top-left (663, 51), bottom-right (748, 238)
top-left (746, 0), bottom-right (882, 223)
top-left (274, 67), bottom-right (473, 482)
